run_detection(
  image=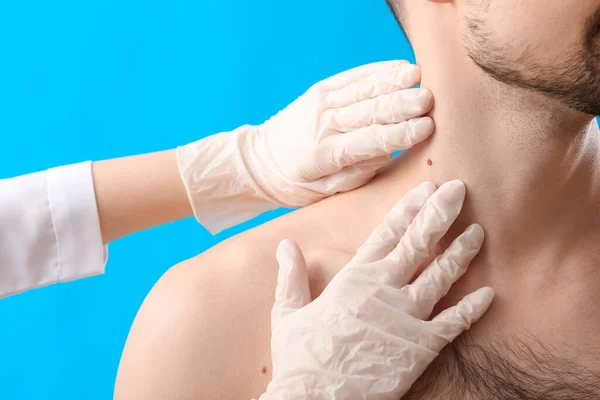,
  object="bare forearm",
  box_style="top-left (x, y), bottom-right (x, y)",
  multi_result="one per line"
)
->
top-left (92, 150), bottom-right (193, 244)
